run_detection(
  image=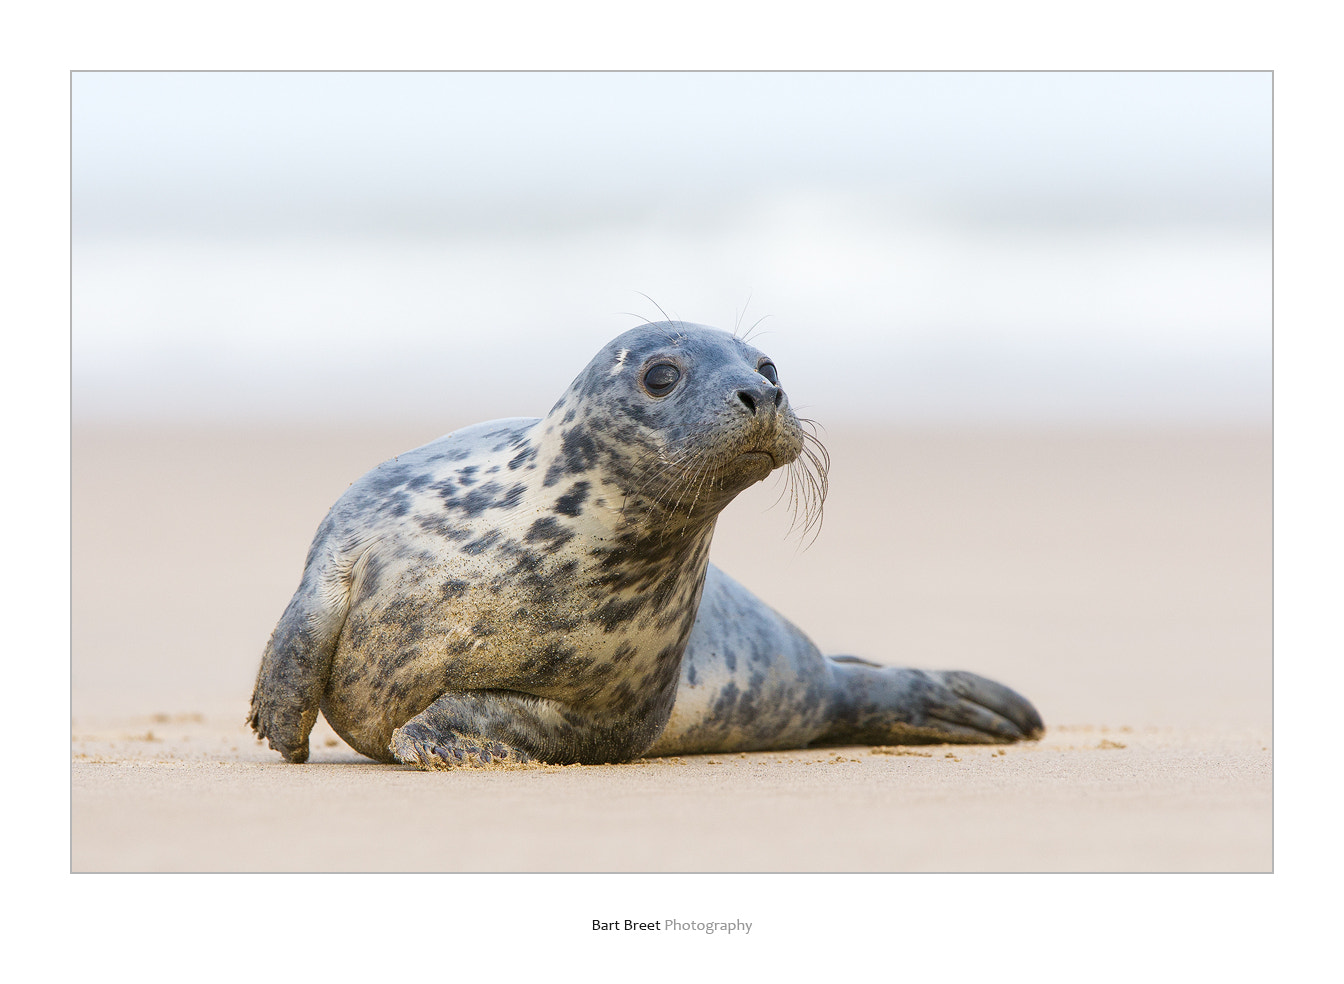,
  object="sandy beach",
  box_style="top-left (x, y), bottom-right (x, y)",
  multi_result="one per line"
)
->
top-left (72, 423), bottom-right (1271, 872)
